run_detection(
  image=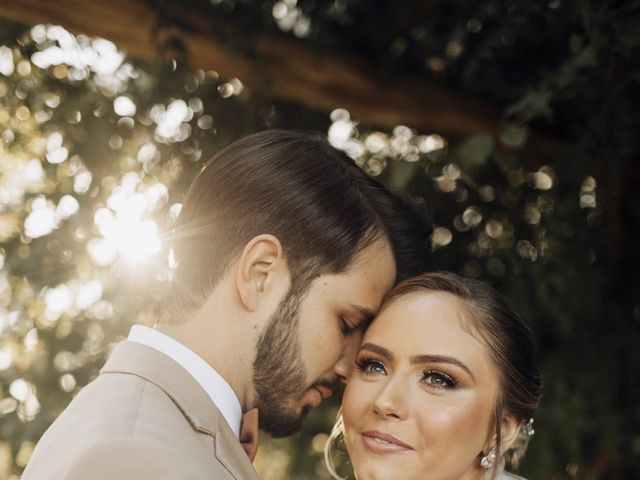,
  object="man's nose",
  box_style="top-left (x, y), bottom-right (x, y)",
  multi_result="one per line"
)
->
top-left (334, 328), bottom-right (364, 383)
